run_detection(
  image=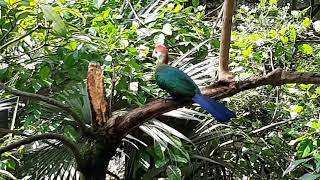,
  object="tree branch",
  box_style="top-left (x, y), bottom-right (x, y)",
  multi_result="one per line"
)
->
top-left (218, 0), bottom-right (235, 82)
top-left (0, 82), bottom-right (88, 133)
top-left (87, 64), bottom-right (110, 128)
top-left (114, 69), bottom-right (320, 137)
top-left (0, 128), bottom-right (24, 135)
top-left (0, 133), bottom-right (82, 167)
top-left (0, 25), bottom-right (43, 51)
